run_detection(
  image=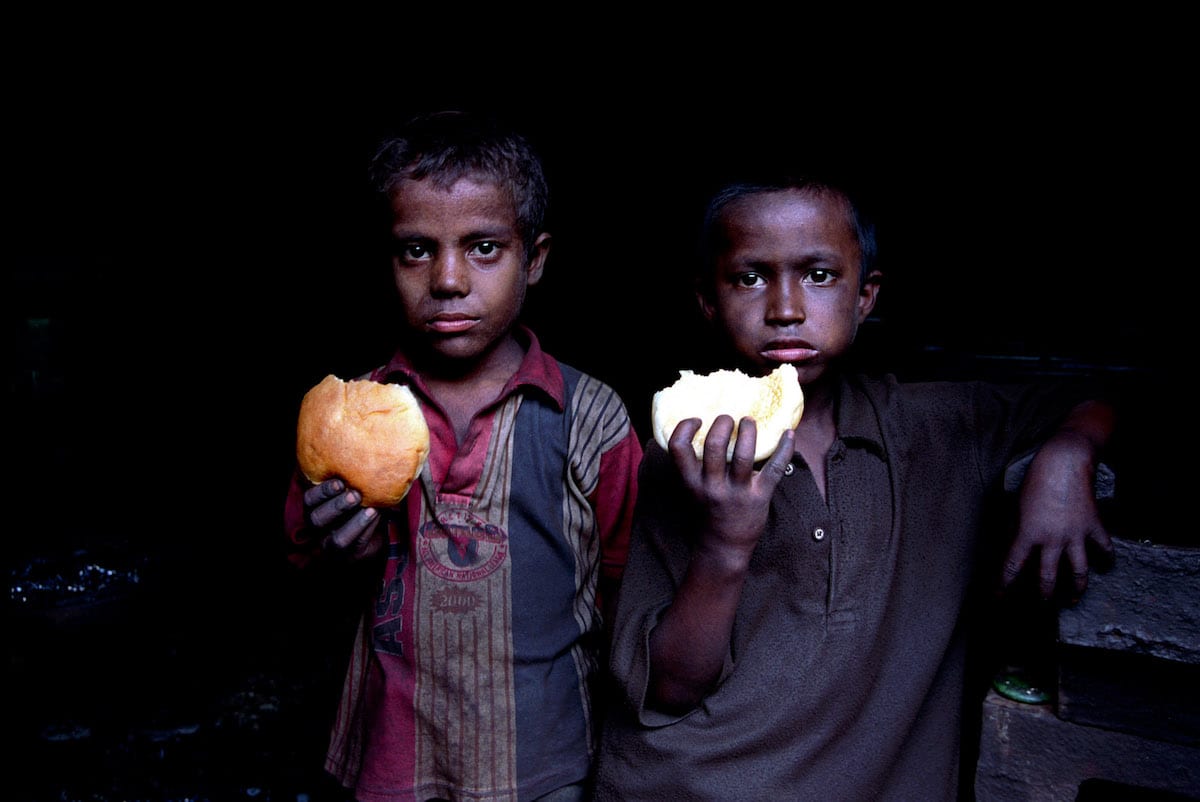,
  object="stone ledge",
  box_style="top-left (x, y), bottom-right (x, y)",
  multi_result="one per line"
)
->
top-left (976, 690), bottom-right (1200, 801)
